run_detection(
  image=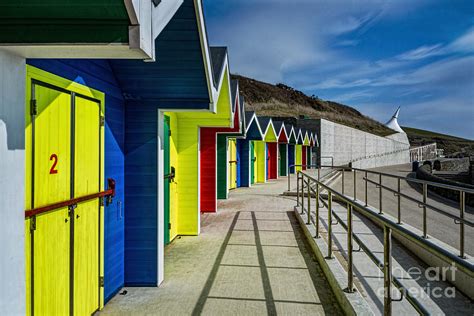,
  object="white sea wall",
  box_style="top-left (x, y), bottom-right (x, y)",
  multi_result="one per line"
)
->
top-left (319, 119), bottom-right (410, 168)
